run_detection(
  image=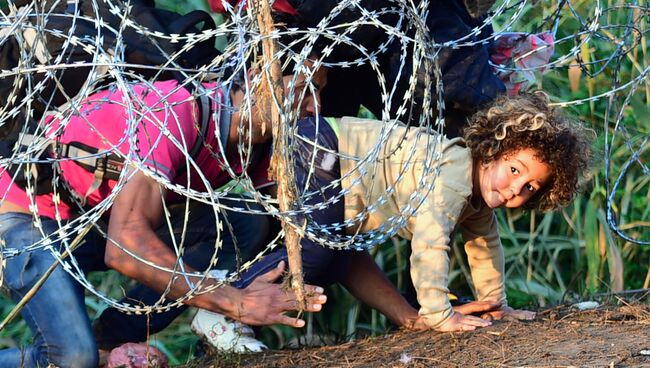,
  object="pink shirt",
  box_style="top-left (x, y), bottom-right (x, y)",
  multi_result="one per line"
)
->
top-left (0, 80), bottom-right (271, 219)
